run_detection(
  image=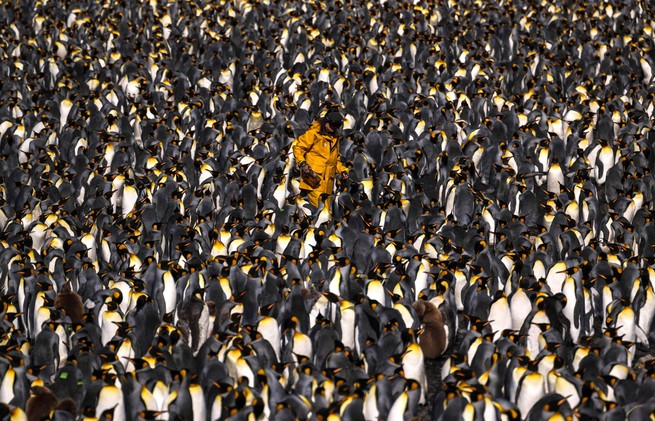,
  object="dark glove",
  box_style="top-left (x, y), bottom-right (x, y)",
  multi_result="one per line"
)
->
top-left (300, 162), bottom-right (321, 188)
